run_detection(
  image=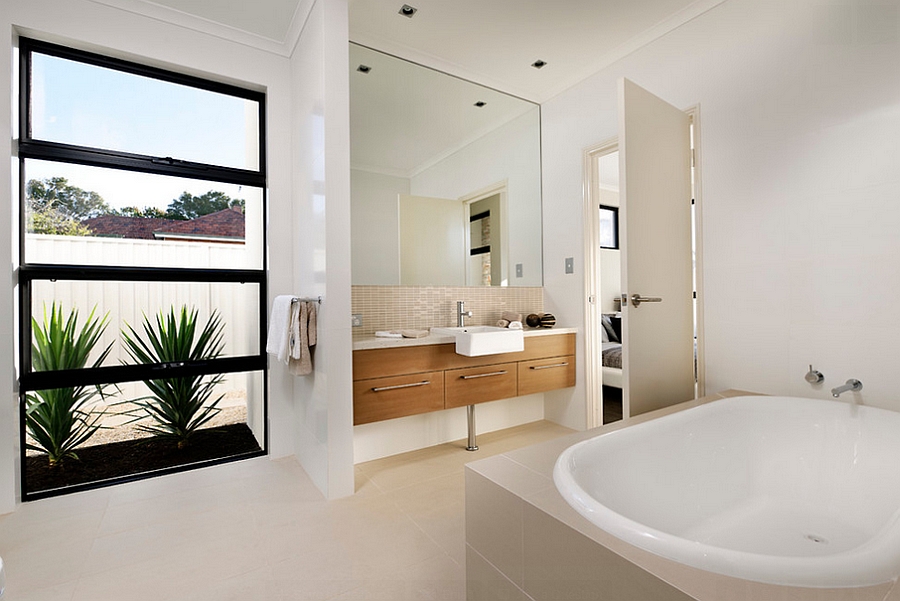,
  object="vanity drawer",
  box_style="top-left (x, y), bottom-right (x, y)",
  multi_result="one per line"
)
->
top-left (517, 355), bottom-right (575, 396)
top-left (444, 362), bottom-right (518, 409)
top-left (353, 371), bottom-right (444, 425)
